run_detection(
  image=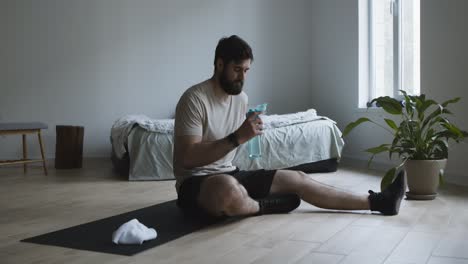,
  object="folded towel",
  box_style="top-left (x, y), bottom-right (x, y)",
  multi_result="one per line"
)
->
top-left (262, 109), bottom-right (330, 129)
top-left (112, 219), bottom-right (157, 245)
